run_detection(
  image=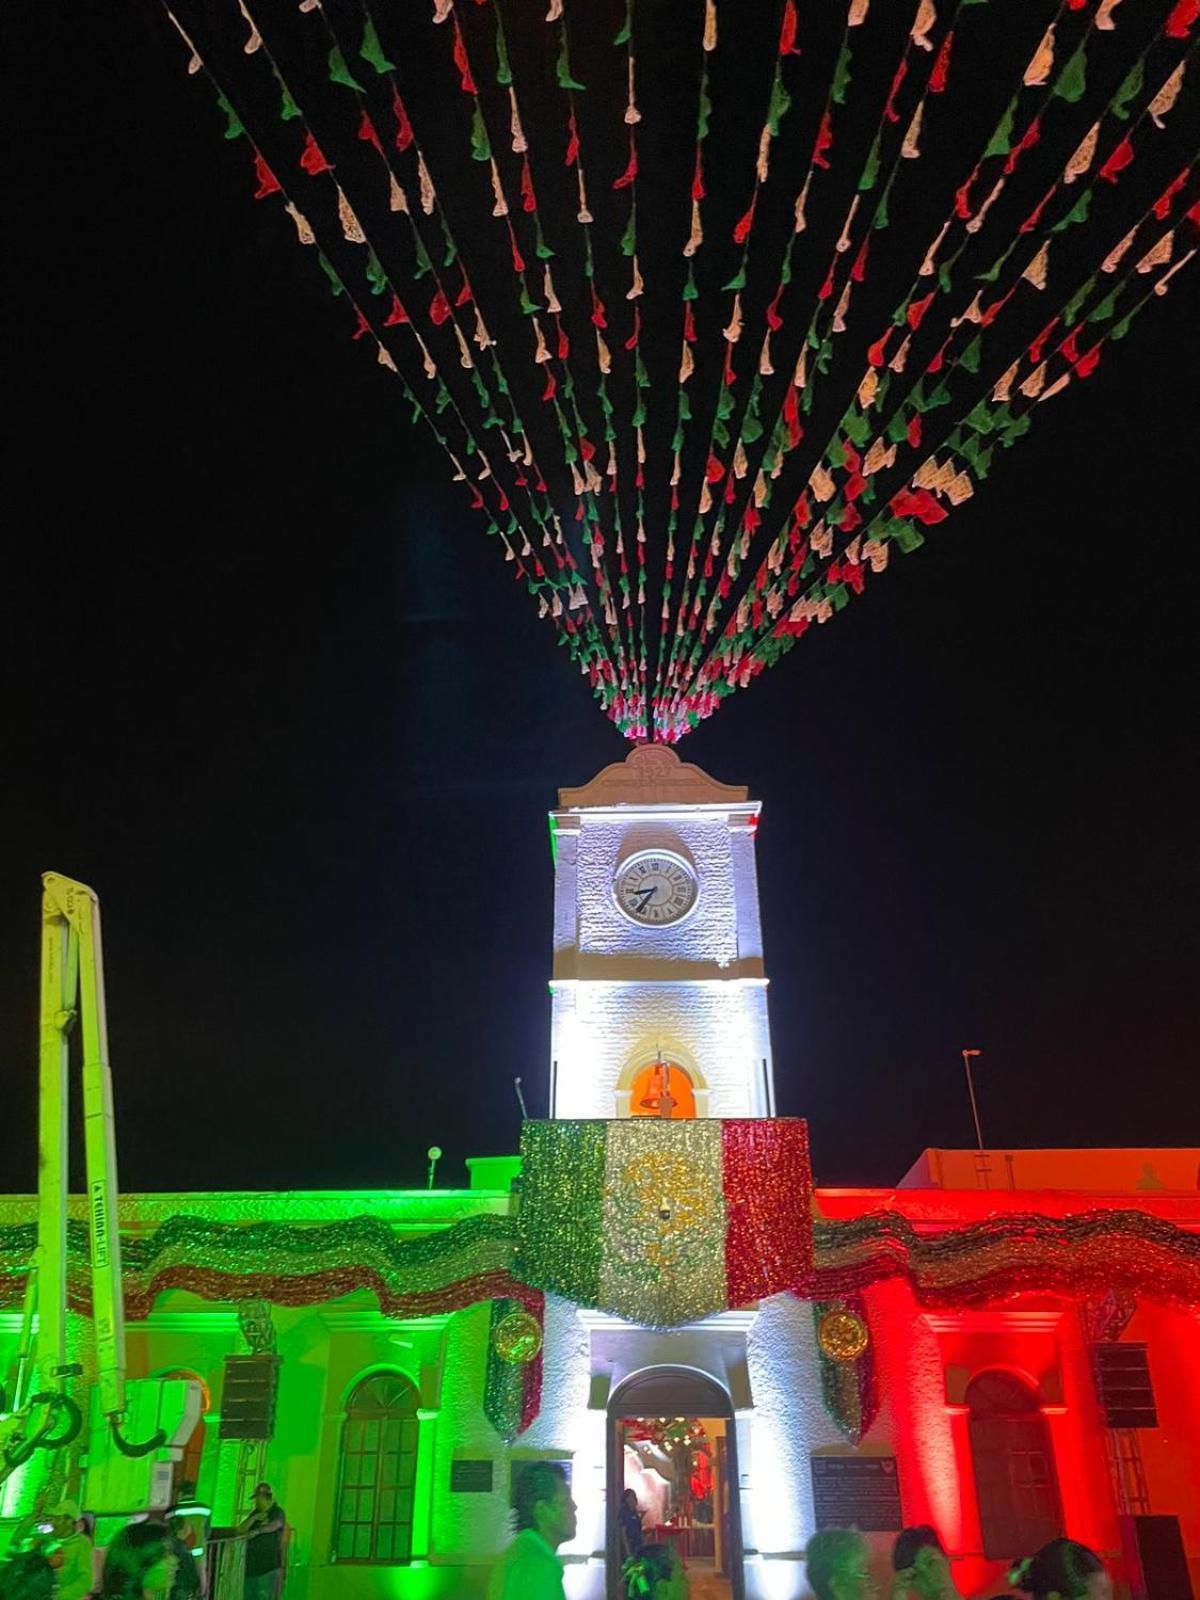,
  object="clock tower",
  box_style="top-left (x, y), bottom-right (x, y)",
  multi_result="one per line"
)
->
top-left (548, 744), bottom-right (776, 1120)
